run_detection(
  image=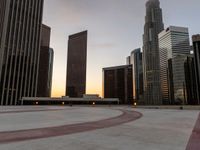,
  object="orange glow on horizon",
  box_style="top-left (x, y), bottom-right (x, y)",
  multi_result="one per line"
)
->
top-left (51, 66), bottom-right (103, 97)
top-left (52, 86), bottom-right (65, 97)
top-left (52, 85), bottom-right (102, 97)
